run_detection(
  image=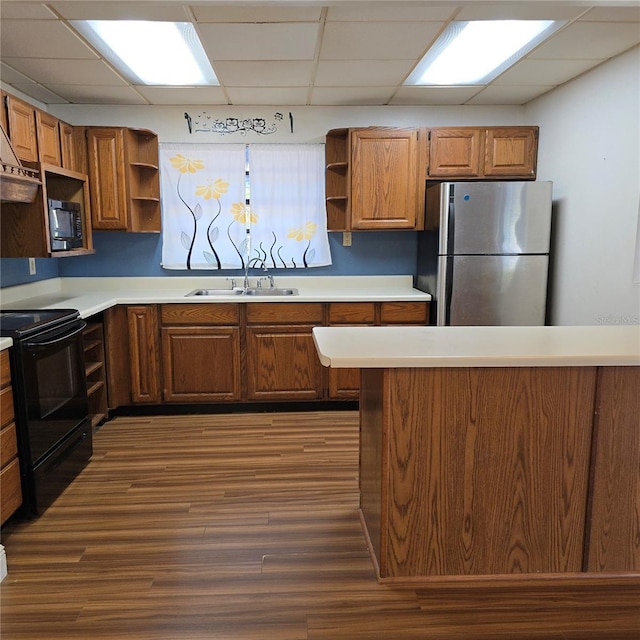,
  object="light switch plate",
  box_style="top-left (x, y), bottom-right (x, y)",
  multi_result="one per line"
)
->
top-left (28, 258), bottom-right (36, 275)
top-left (342, 231), bottom-right (352, 247)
